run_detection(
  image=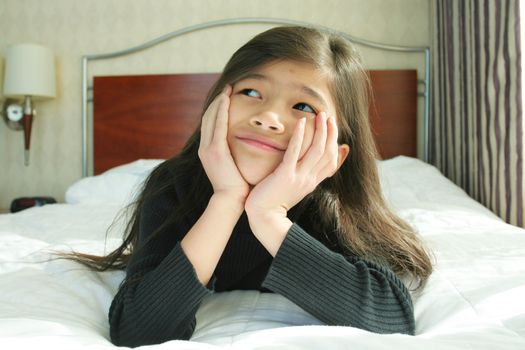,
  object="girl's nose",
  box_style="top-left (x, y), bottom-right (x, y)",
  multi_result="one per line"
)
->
top-left (249, 113), bottom-right (285, 133)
